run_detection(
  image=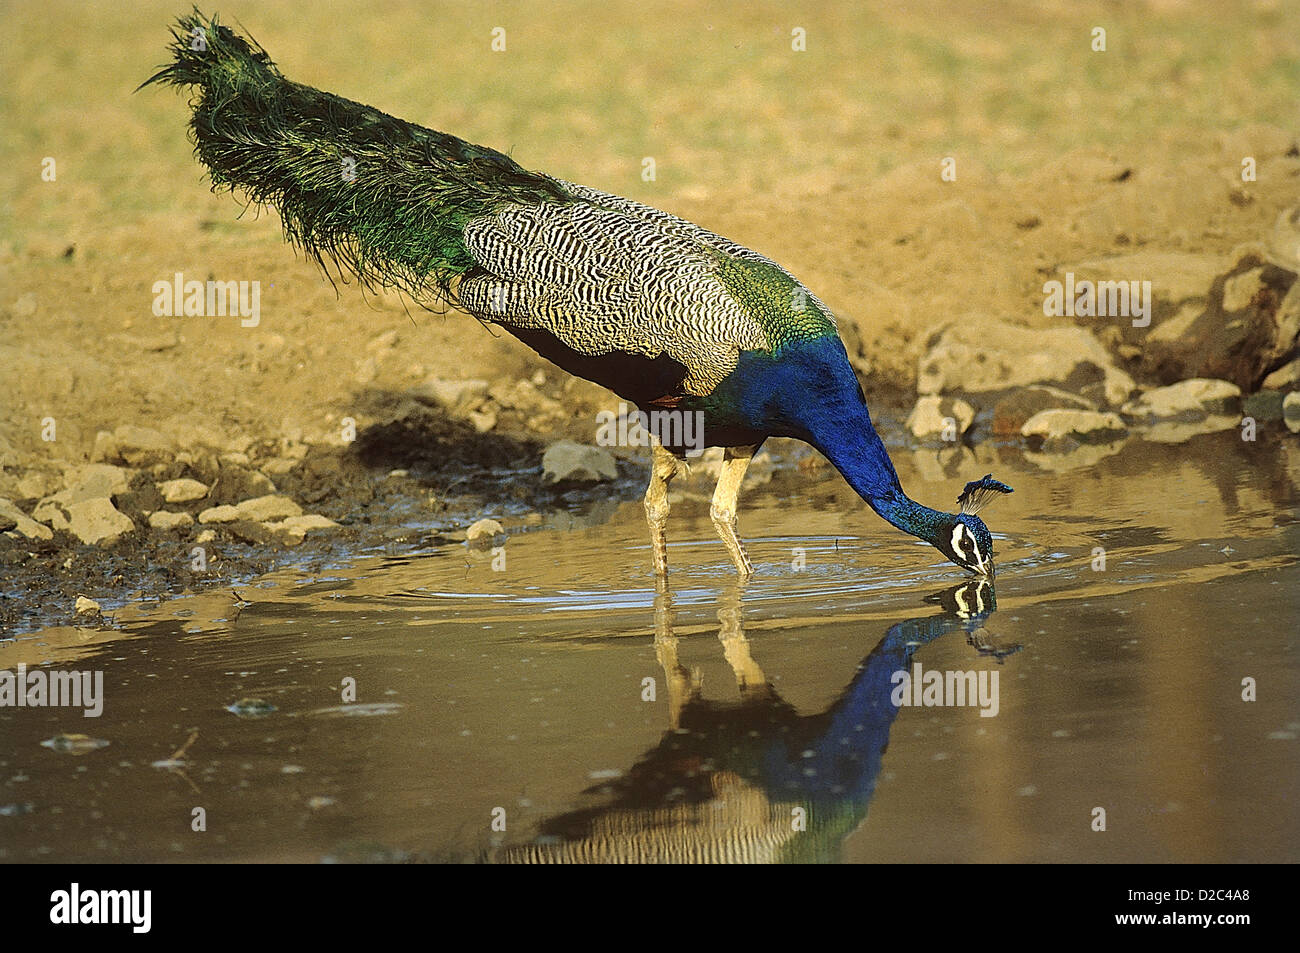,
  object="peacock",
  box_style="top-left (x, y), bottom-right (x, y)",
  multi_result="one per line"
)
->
top-left (144, 12), bottom-right (1013, 578)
